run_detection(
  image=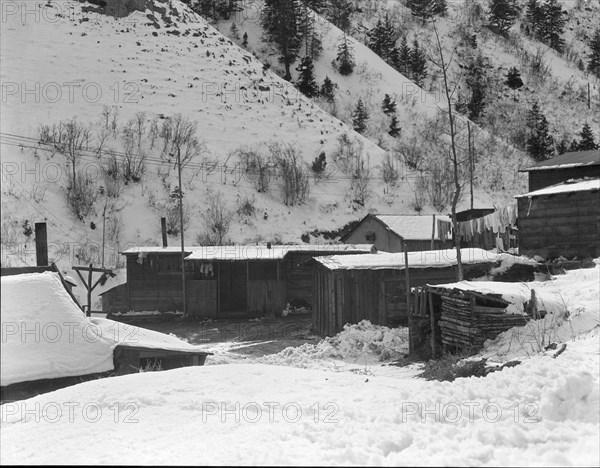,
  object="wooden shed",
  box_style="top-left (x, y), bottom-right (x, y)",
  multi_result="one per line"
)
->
top-left (101, 244), bottom-right (374, 318)
top-left (341, 214), bottom-right (452, 252)
top-left (311, 248), bottom-right (500, 336)
top-left (516, 178), bottom-right (600, 259)
top-left (519, 149), bottom-right (600, 192)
